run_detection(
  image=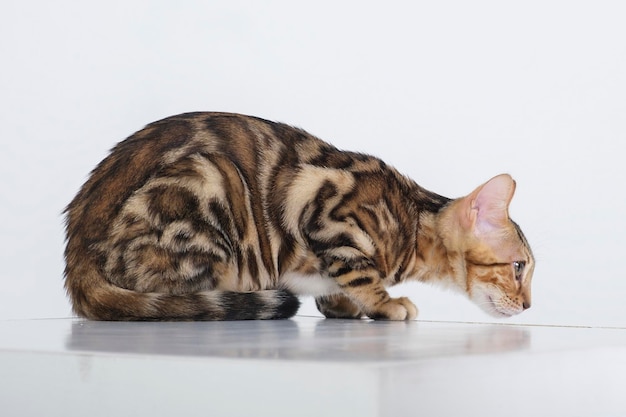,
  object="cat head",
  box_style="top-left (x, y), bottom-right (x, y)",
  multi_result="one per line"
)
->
top-left (442, 174), bottom-right (534, 317)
